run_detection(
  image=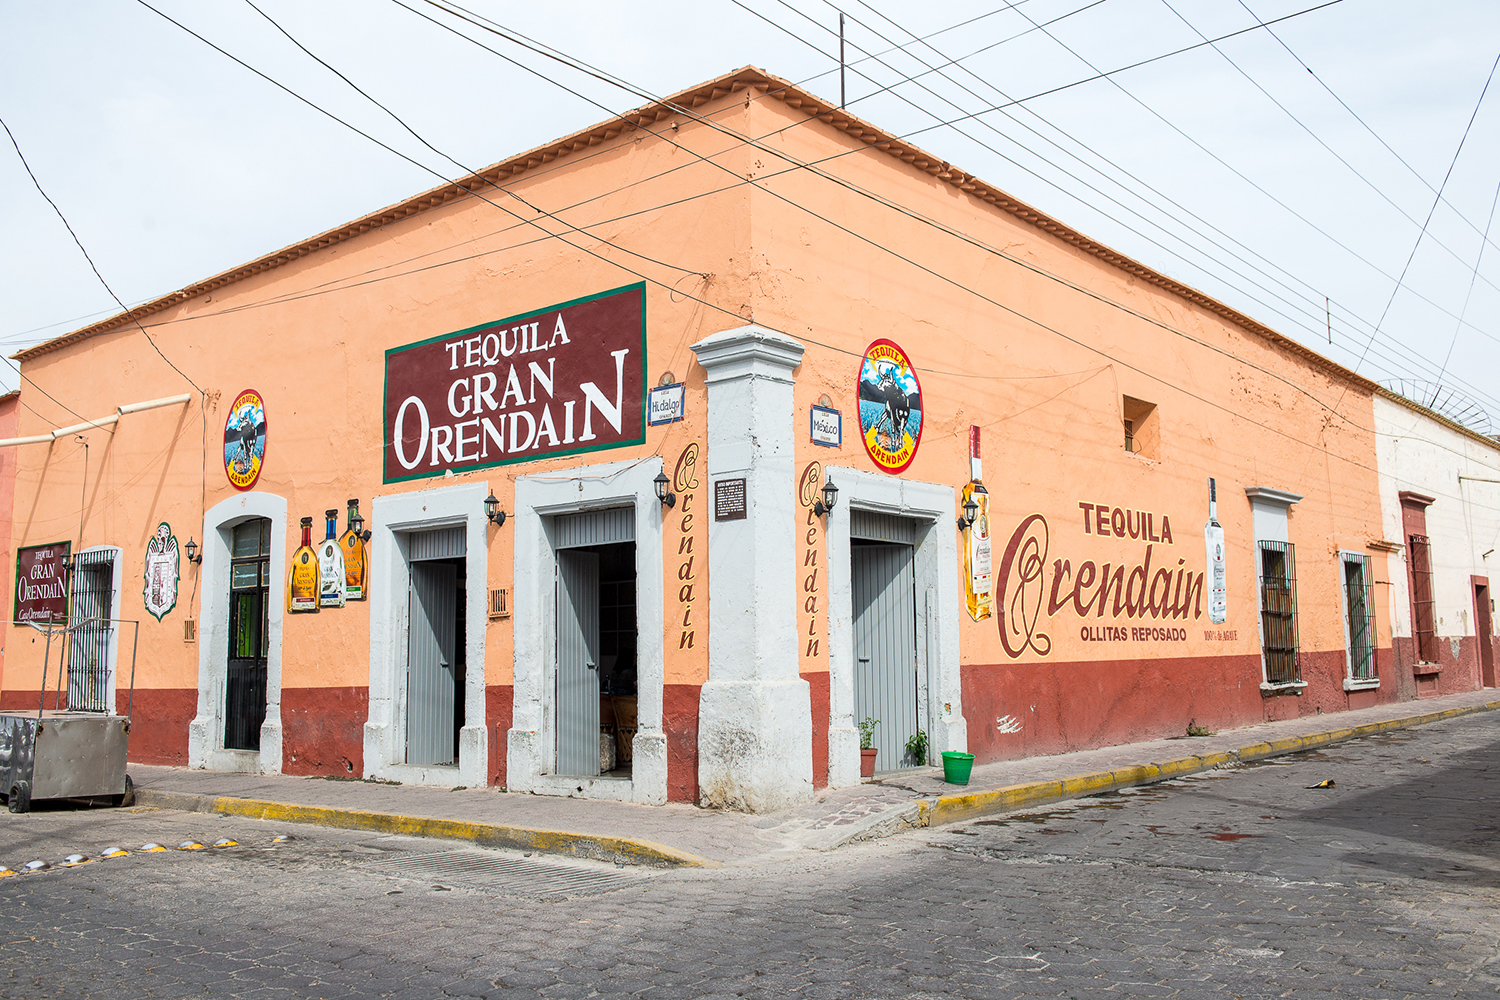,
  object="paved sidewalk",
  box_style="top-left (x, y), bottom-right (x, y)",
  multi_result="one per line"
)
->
top-left (128, 688), bottom-right (1500, 868)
